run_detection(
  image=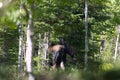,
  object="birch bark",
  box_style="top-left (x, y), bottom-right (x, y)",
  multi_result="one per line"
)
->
top-left (84, 0), bottom-right (88, 71)
top-left (25, 4), bottom-right (35, 80)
